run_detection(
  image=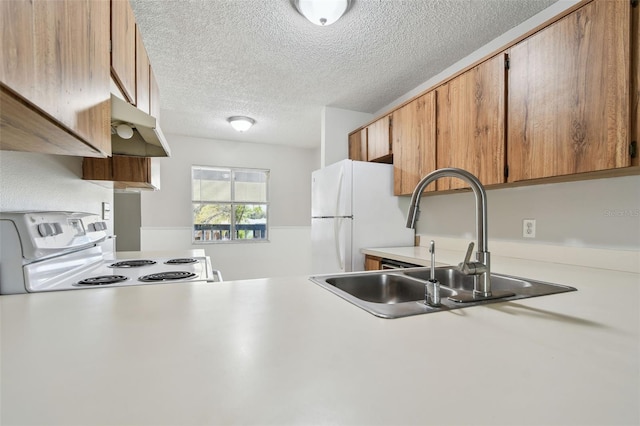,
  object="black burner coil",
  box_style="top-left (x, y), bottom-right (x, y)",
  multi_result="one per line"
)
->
top-left (109, 260), bottom-right (157, 268)
top-left (138, 271), bottom-right (197, 282)
top-left (165, 258), bottom-right (198, 265)
top-left (77, 275), bottom-right (129, 286)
